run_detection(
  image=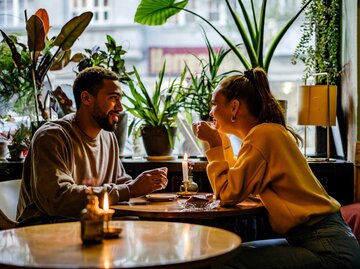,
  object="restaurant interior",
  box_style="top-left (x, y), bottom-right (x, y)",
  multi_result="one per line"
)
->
top-left (0, 0), bottom-right (360, 268)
